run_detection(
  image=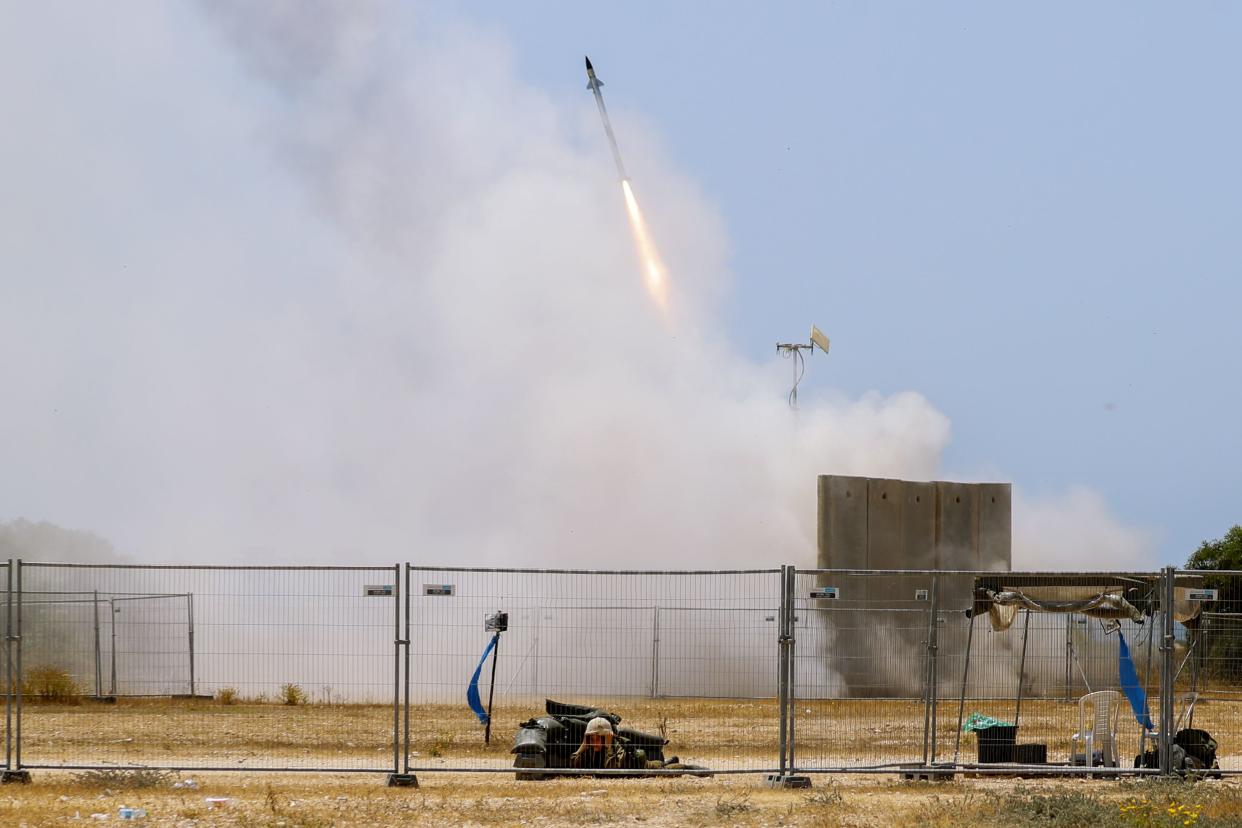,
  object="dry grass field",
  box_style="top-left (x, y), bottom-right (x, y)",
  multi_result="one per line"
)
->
top-left (6, 772), bottom-right (1242, 826)
top-left (17, 694), bottom-right (1242, 770)
top-left (7, 696), bottom-right (1242, 825)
